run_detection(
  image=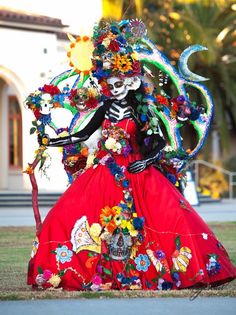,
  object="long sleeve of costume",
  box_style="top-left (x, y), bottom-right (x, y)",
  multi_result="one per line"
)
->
top-left (48, 104), bottom-right (108, 147)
